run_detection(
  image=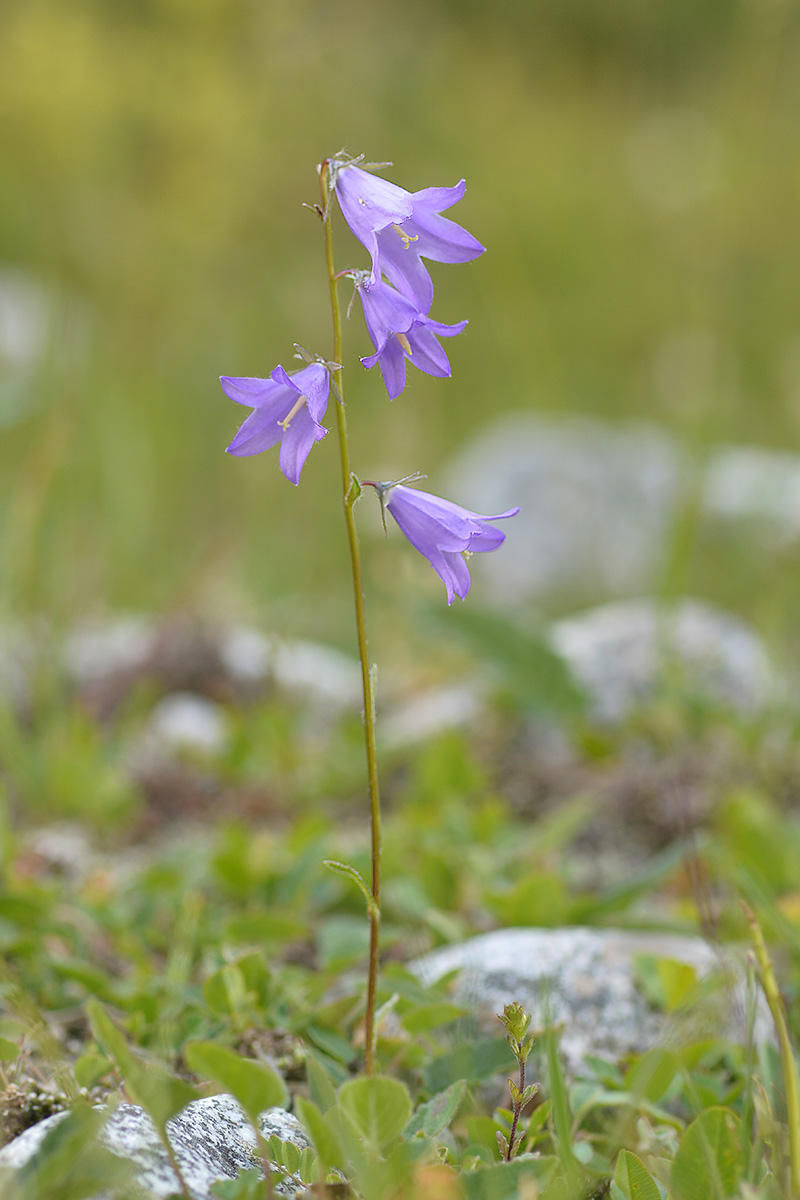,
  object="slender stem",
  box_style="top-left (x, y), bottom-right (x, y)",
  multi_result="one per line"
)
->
top-left (320, 161), bottom-right (382, 1075)
top-left (506, 1059), bottom-right (524, 1161)
top-left (744, 903), bottom-right (800, 1198)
